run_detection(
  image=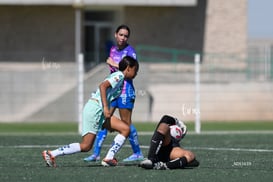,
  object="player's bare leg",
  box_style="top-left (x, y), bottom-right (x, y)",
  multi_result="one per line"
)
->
top-left (102, 116), bottom-right (130, 166)
top-left (119, 108), bottom-right (144, 161)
